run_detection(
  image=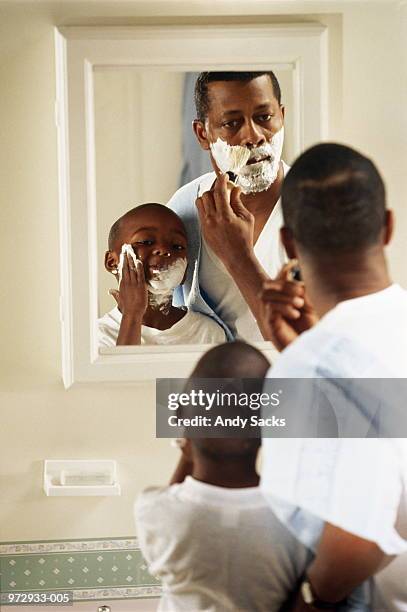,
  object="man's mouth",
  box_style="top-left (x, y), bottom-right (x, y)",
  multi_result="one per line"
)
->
top-left (246, 155), bottom-right (271, 166)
